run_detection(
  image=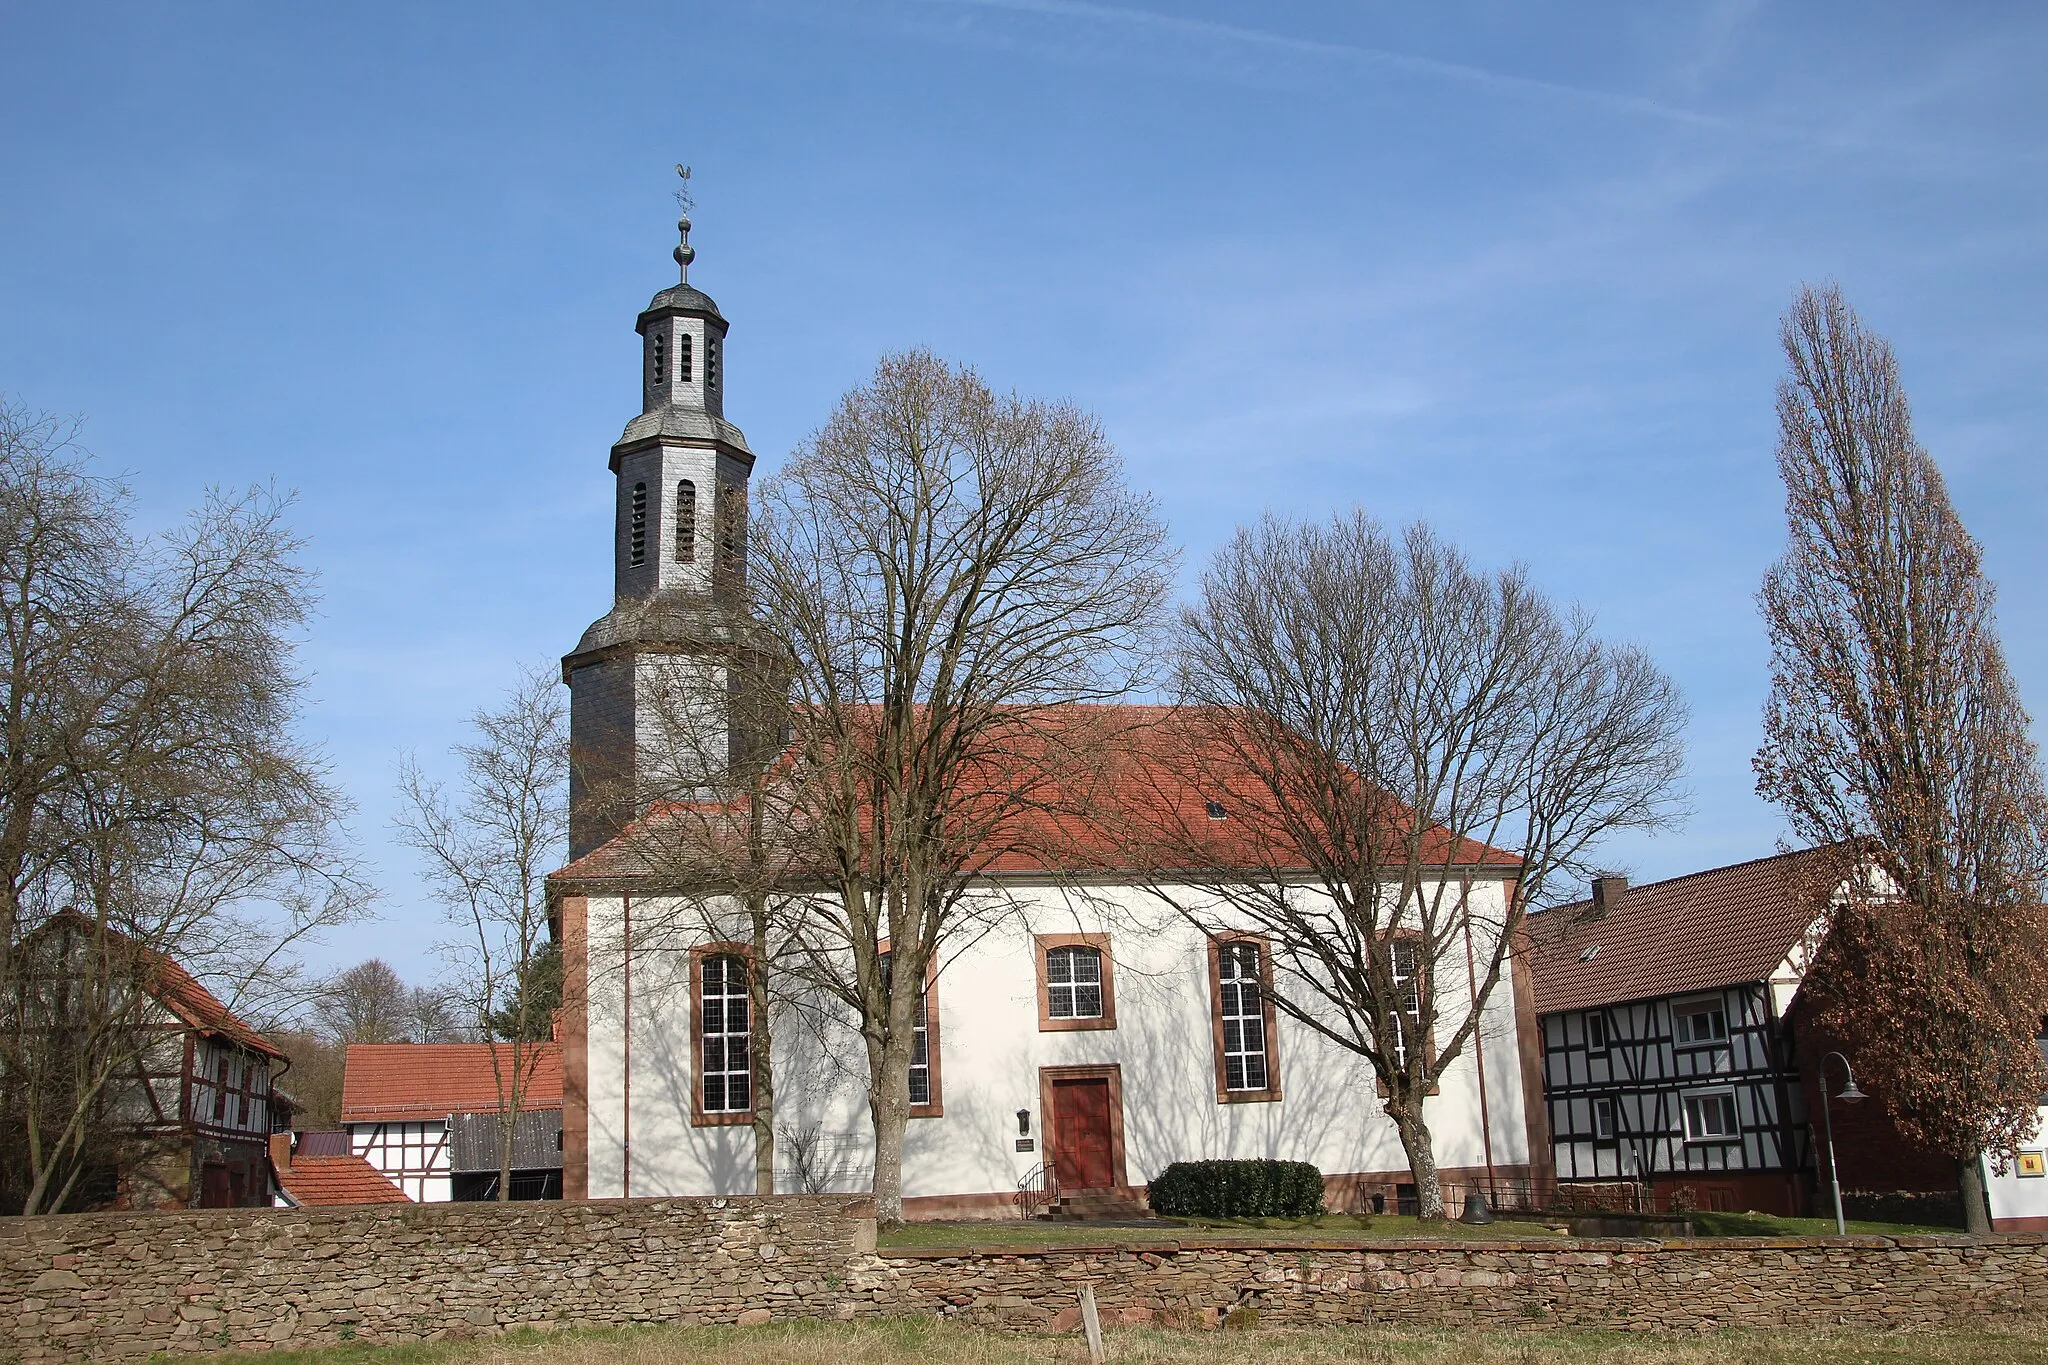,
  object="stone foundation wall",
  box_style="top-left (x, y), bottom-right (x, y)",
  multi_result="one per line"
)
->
top-left (1, 1197), bottom-right (872, 1362)
top-left (4, 1199), bottom-right (2045, 1361)
top-left (867, 1234), bottom-right (2048, 1332)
